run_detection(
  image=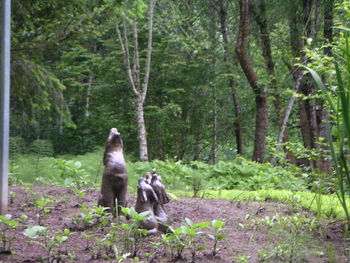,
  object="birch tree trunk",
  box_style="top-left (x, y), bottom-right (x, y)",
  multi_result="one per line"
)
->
top-left (115, 0), bottom-right (156, 161)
